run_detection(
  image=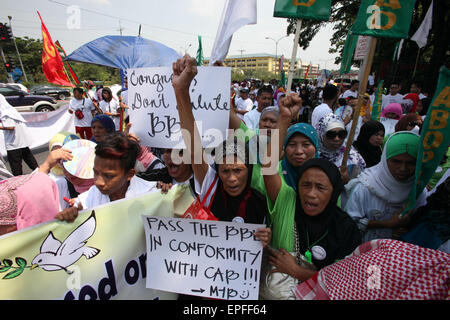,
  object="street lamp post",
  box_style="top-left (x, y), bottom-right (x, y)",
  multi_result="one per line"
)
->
top-left (265, 36), bottom-right (288, 77)
top-left (8, 16), bottom-right (28, 82)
